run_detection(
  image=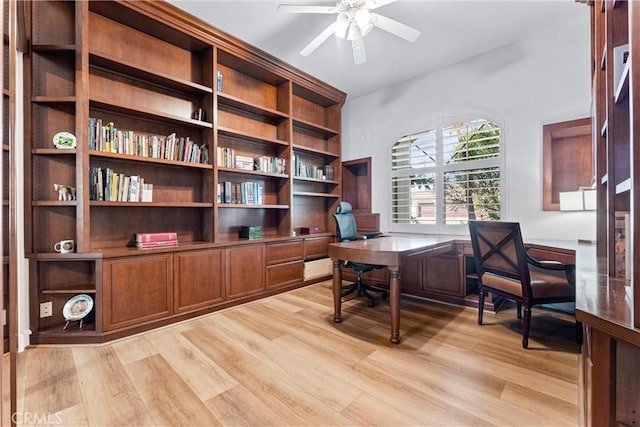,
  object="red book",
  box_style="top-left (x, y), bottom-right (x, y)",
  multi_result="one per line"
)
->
top-left (135, 232), bottom-right (178, 243)
top-left (136, 239), bottom-right (179, 249)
